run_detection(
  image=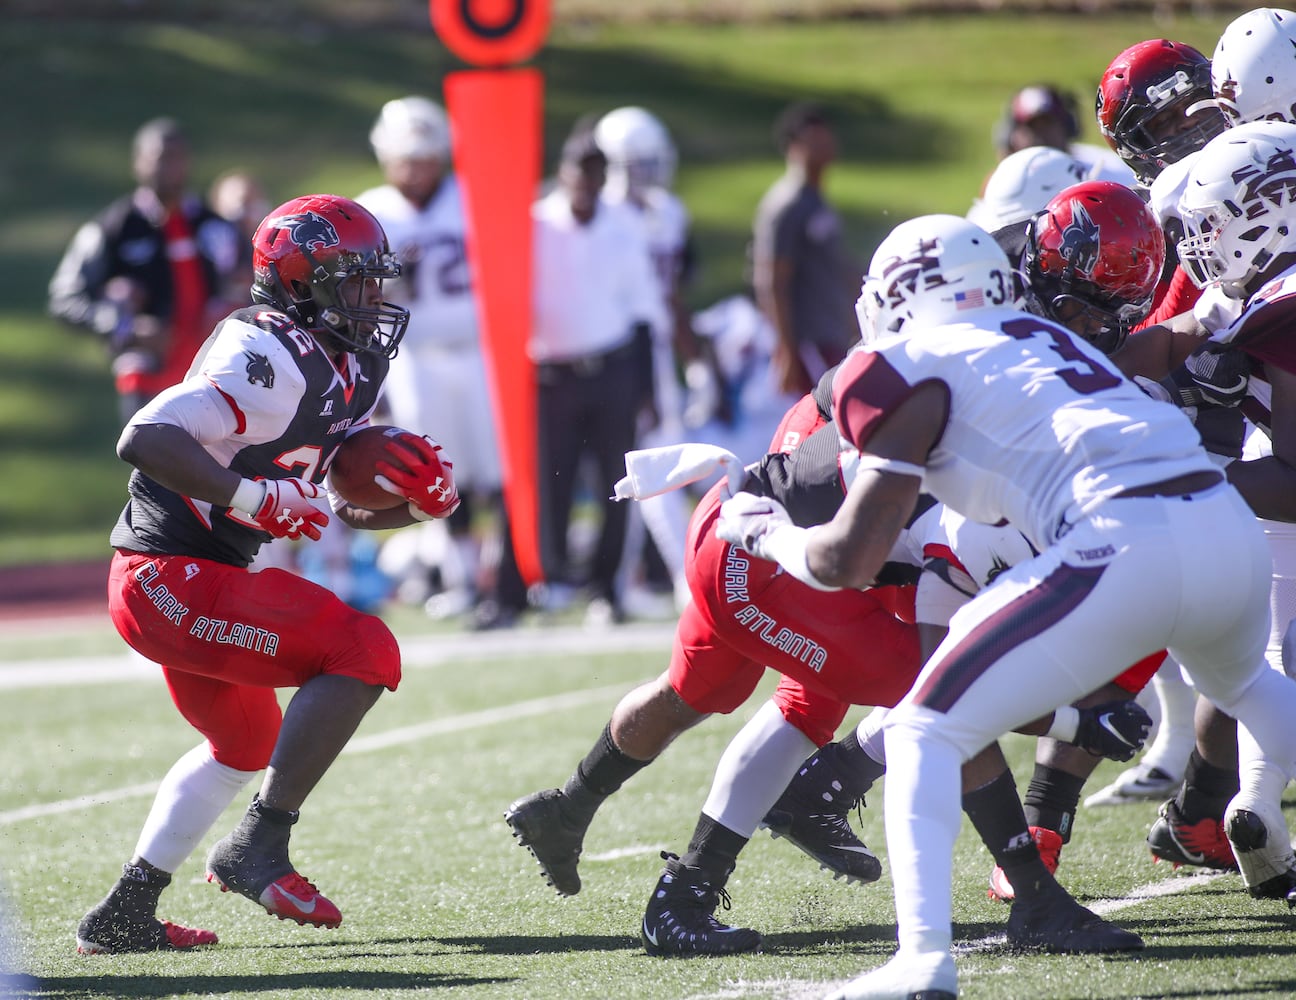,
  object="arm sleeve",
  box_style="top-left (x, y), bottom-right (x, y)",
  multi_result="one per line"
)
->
top-left (48, 221), bottom-right (122, 336)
